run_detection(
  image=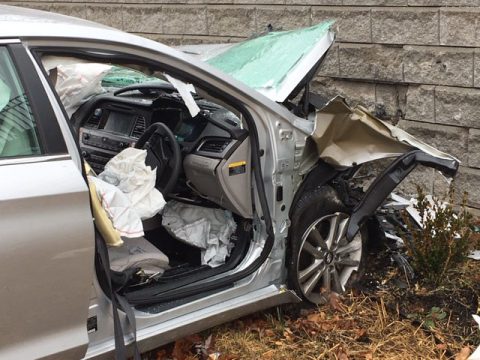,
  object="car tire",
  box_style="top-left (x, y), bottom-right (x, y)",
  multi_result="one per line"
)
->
top-left (288, 185), bottom-right (367, 305)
